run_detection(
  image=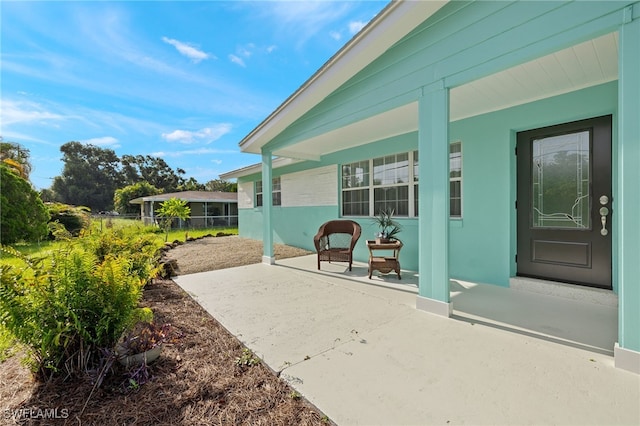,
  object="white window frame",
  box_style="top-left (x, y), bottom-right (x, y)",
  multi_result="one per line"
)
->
top-left (341, 143), bottom-right (462, 218)
top-left (255, 177), bottom-right (281, 207)
top-left (449, 141), bottom-right (462, 218)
